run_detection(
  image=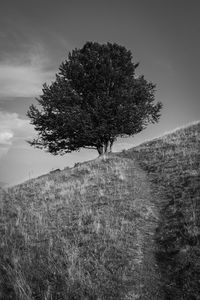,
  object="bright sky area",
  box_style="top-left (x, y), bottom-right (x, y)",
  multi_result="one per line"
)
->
top-left (0, 0), bottom-right (200, 186)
